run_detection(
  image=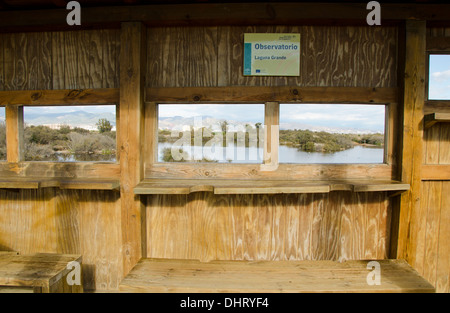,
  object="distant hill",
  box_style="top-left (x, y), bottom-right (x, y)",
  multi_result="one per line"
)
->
top-left (158, 115), bottom-right (380, 135)
top-left (23, 110), bottom-right (116, 130)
